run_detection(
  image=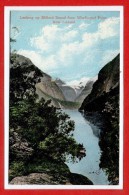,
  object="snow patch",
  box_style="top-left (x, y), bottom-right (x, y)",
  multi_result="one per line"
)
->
top-left (66, 76), bottom-right (98, 89)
